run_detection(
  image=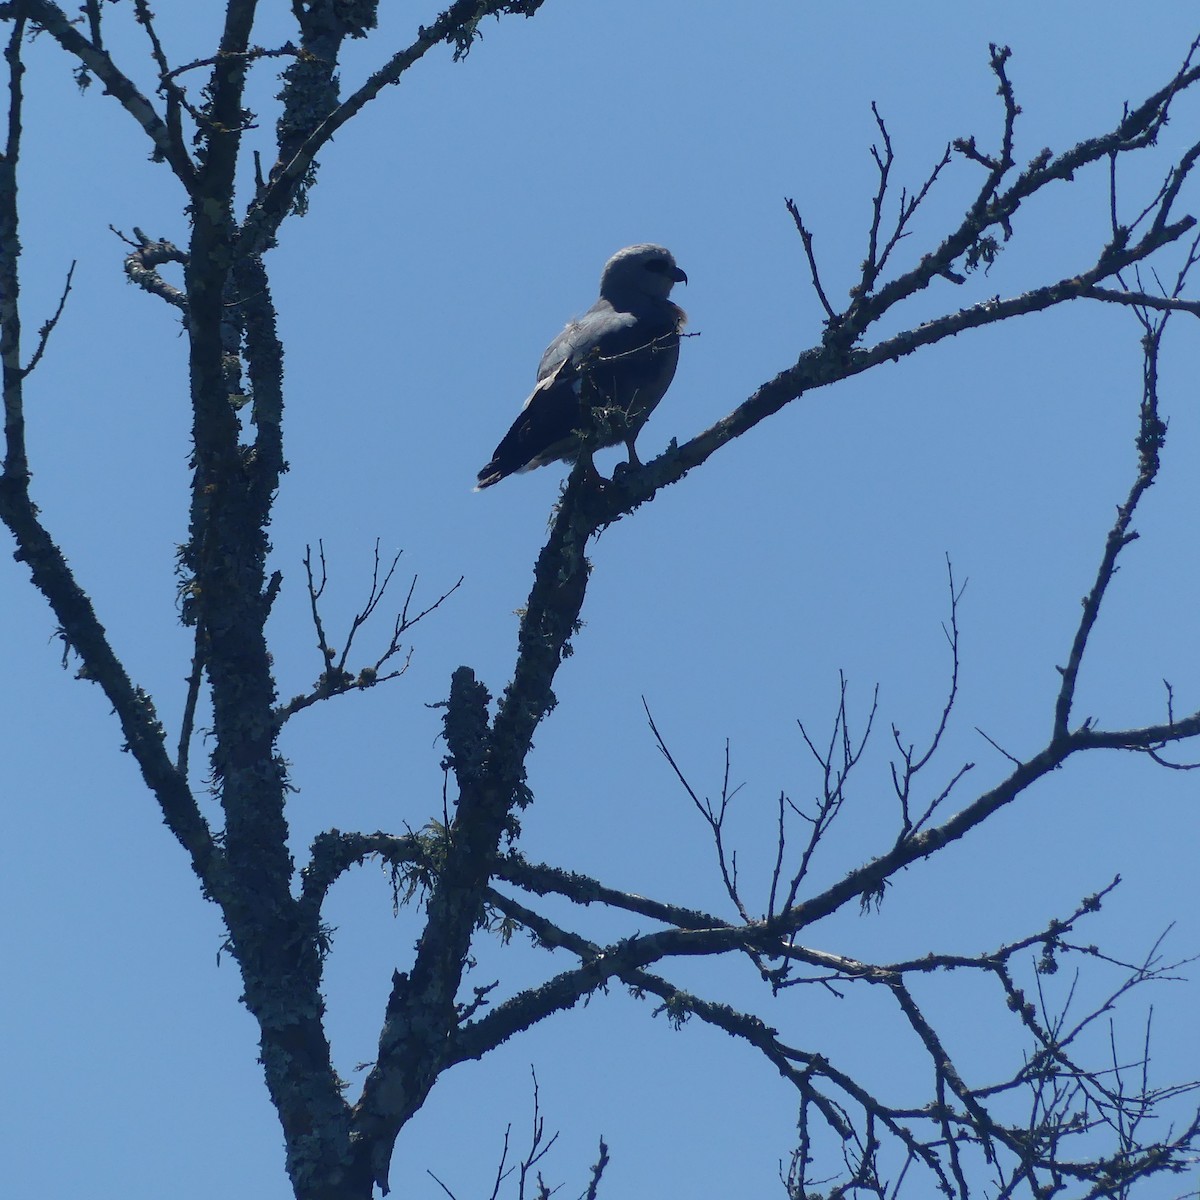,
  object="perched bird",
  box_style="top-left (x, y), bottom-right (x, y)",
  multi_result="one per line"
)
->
top-left (475, 244), bottom-right (687, 489)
